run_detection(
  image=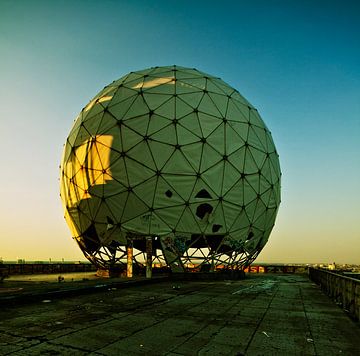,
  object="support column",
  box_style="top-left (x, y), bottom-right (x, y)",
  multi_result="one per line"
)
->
top-left (146, 236), bottom-right (153, 279)
top-left (210, 253), bottom-right (215, 272)
top-left (127, 240), bottom-right (133, 278)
